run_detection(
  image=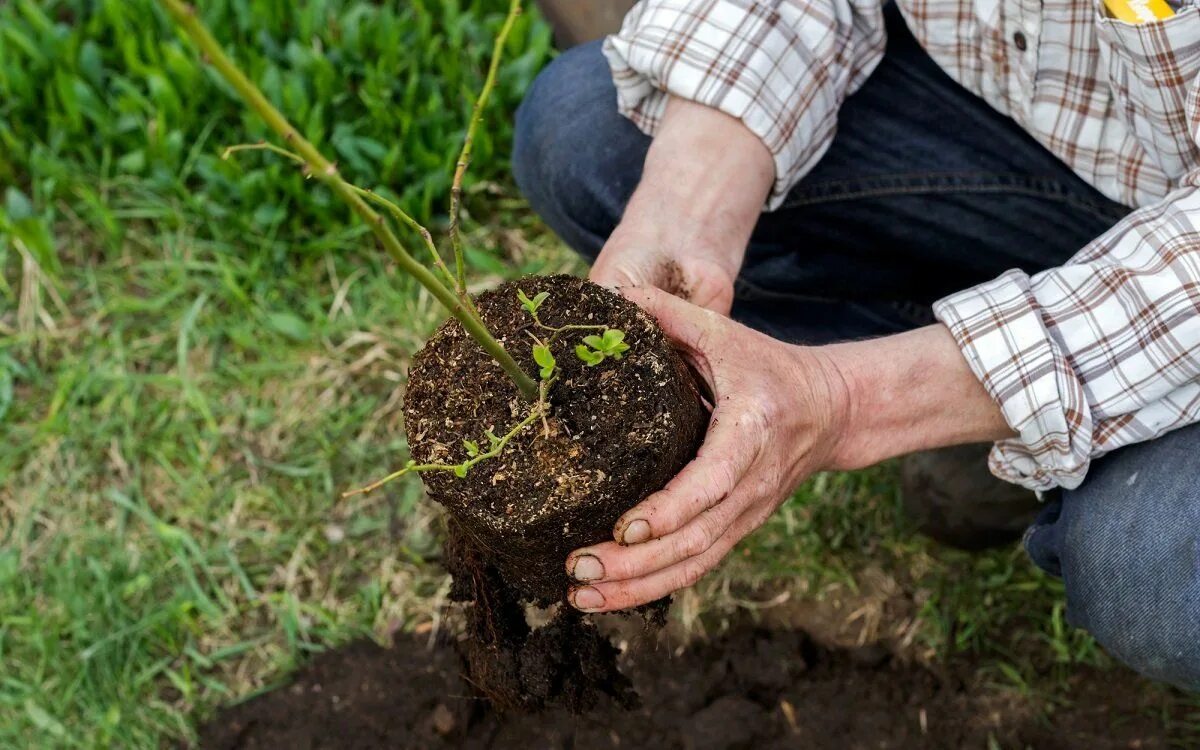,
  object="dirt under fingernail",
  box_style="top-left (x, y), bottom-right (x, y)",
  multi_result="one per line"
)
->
top-left (572, 555), bottom-right (604, 582)
top-left (573, 586), bottom-right (605, 610)
top-left (622, 519), bottom-right (651, 544)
